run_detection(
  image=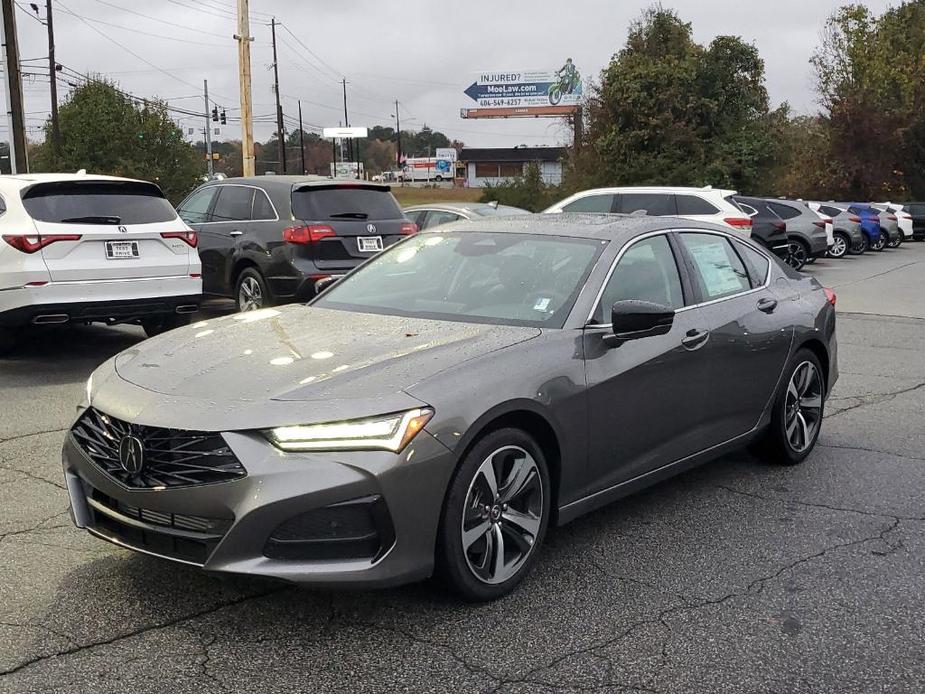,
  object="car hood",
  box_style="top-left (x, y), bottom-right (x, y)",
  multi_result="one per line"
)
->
top-left (113, 305), bottom-right (539, 409)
